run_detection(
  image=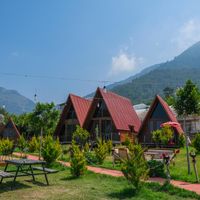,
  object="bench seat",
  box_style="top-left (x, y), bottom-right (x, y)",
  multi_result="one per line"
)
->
top-left (0, 170), bottom-right (14, 178)
top-left (32, 167), bottom-right (58, 173)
